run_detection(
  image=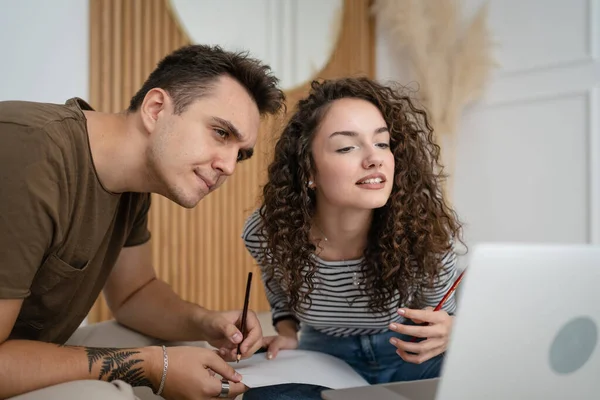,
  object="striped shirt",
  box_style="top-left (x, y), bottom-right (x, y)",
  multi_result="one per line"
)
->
top-left (242, 209), bottom-right (458, 337)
